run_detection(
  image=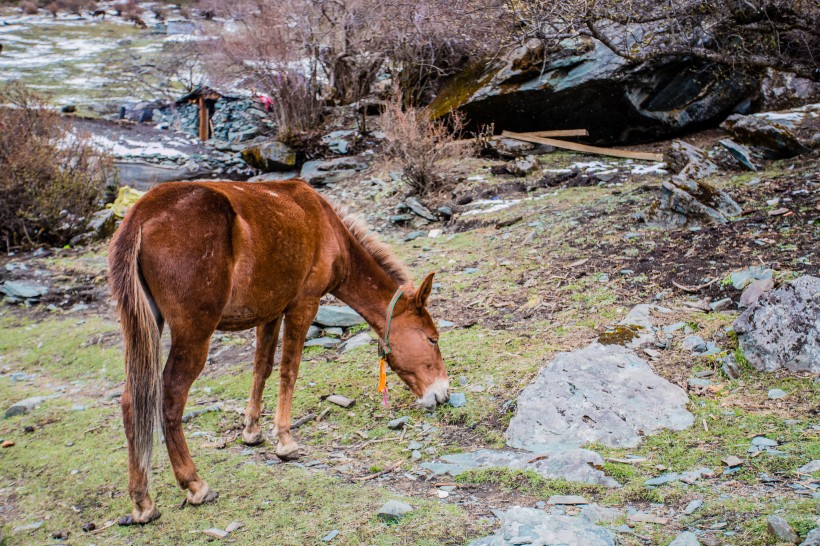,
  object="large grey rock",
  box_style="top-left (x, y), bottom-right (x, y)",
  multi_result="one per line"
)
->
top-left (721, 113), bottom-right (809, 158)
top-left (733, 275), bottom-right (820, 373)
top-left (506, 343), bottom-right (694, 451)
top-left (377, 500), bottom-right (413, 521)
top-left (114, 160), bottom-right (210, 190)
top-left (300, 157), bottom-right (369, 186)
top-left (468, 507), bottom-right (616, 546)
top-left (797, 460), bottom-right (820, 474)
top-left (313, 306), bottom-right (365, 328)
top-left (1, 281), bottom-right (48, 302)
top-left (579, 504), bottom-right (624, 524)
top-left (339, 332), bottom-right (373, 353)
top-left (421, 448), bottom-right (620, 487)
top-left (801, 528), bottom-right (820, 546)
top-left (5, 395), bottom-right (61, 418)
top-left (767, 515), bottom-right (798, 544)
top-left (428, 37), bottom-right (758, 145)
top-left (642, 175), bottom-right (742, 228)
top-left (240, 141), bottom-right (297, 172)
top-left (740, 278), bottom-right (775, 308)
top-left (669, 531), bottom-right (701, 546)
top-left (665, 141), bottom-right (719, 180)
